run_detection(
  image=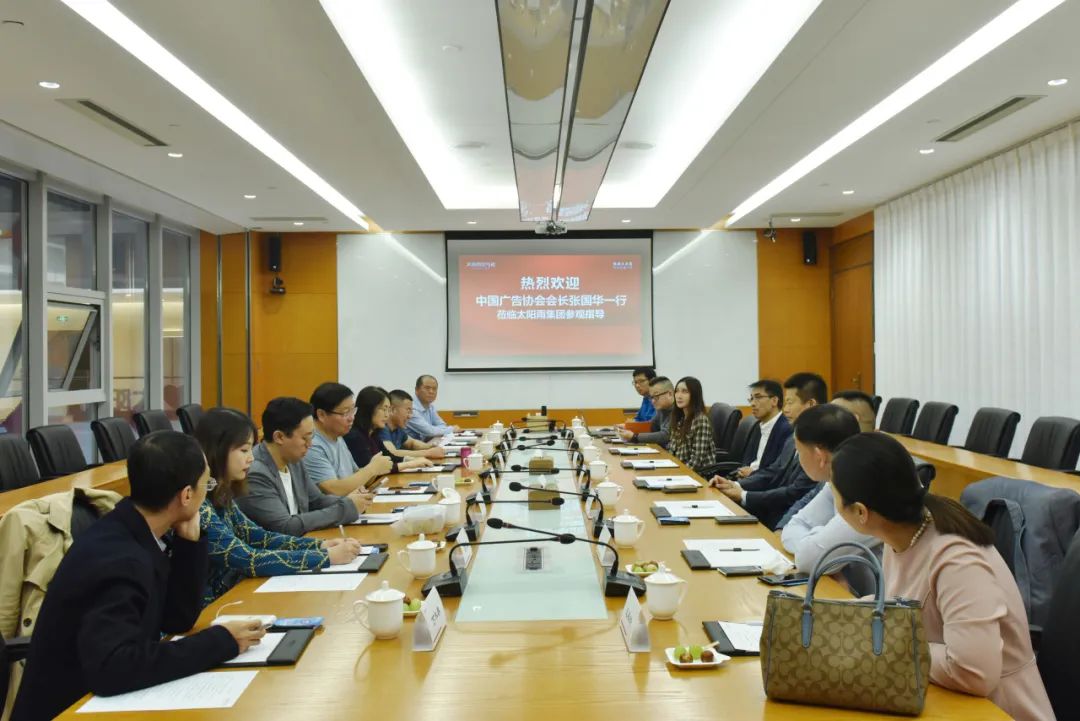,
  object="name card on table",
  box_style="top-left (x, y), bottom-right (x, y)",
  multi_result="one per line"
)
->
top-left (619, 590), bottom-right (651, 653)
top-left (584, 493), bottom-right (596, 520)
top-left (452, 527), bottom-right (473, 566)
top-left (595, 526), bottom-right (616, 568)
top-left (413, 587), bottom-right (448, 652)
